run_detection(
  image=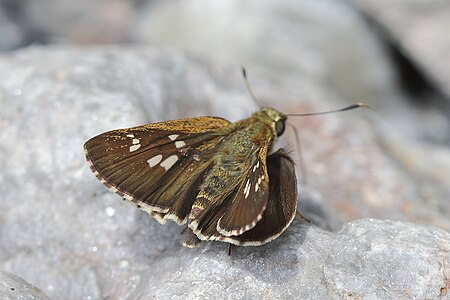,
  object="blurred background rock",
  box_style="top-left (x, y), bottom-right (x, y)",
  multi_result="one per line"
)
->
top-left (0, 0), bottom-right (449, 299)
top-left (2, 0), bottom-right (450, 131)
top-left (3, 0), bottom-right (450, 137)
